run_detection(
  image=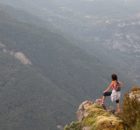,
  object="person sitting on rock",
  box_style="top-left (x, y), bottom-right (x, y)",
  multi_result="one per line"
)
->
top-left (102, 73), bottom-right (123, 113)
